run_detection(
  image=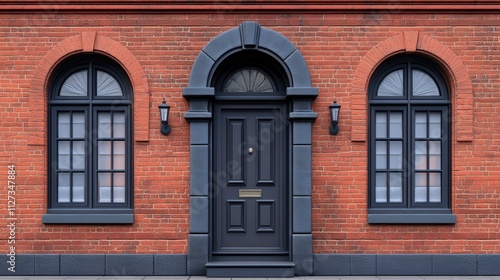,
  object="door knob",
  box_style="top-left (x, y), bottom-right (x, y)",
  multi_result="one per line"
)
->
top-left (248, 147), bottom-right (254, 154)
